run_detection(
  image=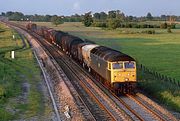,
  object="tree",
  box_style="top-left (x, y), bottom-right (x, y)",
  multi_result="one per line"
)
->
top-left (127, 16), bottom-right (134, 21)
top-left (116, 10), bottom-right (125, 20)
top-left (44, 15), bottom-right (52, 22)
top-left (5, 11), bottom-right (14, 17)
top-left (70, 14), bottom-right (82, 22)
top-left (161, 15), bottom-right (167, 20)
top-left (1, 12), bottom-right (5, 16)
top-left (83, 12), bottom-right (93, 27)
top-left (93, 13), bottom-right (100, 20)
top-left (108, 10), bottom-right (116, 19)
top-left (51, 16), bottom-right (64, 26)
top-left (146, 12), bottom-right (153, 20)
top-left (108, 19), bottom-right (121, 29)
top-left (8, 12), bottom-right (24, 21)
top-left (167, 27), bottom-right (172, 33)
top-left (100, 12), bottom-right (107, 20)
top-left (160, 22), bottom-right (168, 29)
